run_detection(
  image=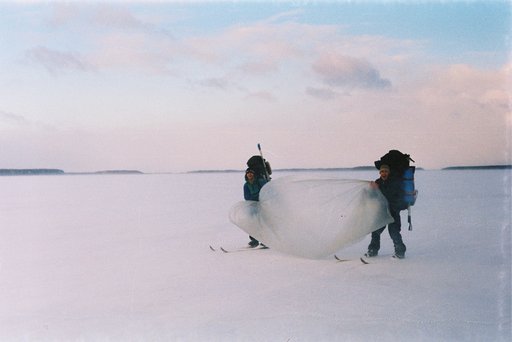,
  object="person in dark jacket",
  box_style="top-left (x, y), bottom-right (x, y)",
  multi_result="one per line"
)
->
top-left (366, 164), bottom-right (407, 258)
top-left (243, 168), bottom-right (268, 247)
top-left (244, 168), bottom-right (267, 201)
